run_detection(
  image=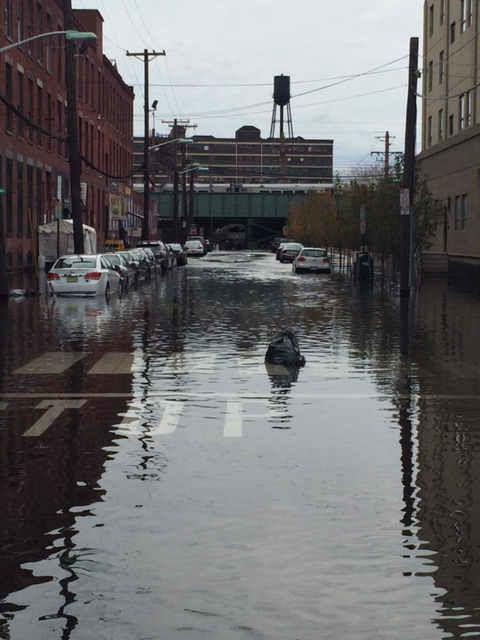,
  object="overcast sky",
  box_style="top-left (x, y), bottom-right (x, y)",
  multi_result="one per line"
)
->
top-left (74, 0), bottom-right (424, 174)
